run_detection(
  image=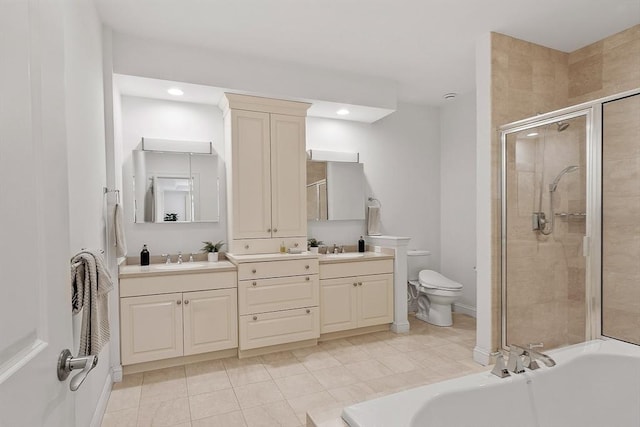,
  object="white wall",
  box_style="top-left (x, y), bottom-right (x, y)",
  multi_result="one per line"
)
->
top-left (119, 96), bottom-right (226, 255)
top-left (307, 103), bottom-right (441, 268)
top-left (62, 1), bottom-right (112, 425)
top-left (440, 92), bottom-right (478, 316)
